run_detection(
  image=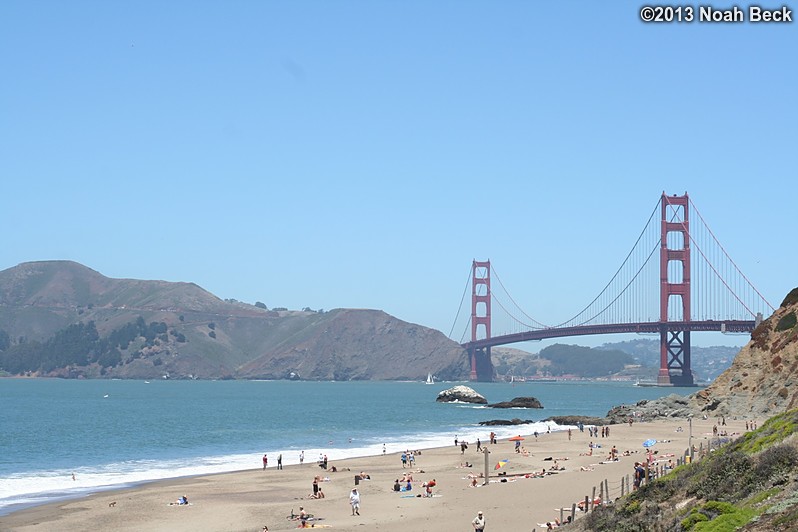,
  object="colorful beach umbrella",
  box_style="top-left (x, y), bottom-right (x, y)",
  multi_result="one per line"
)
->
top-left (642, 439), bottom-right (657, 448)
top-left (494, 459), bottom-right (509, 470)
top-left (508, 435), bottom-right (525, 442)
